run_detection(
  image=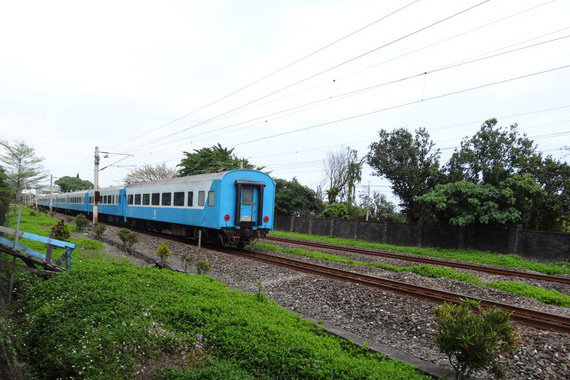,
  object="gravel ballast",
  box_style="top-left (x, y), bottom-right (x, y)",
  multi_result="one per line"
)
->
top-left (92, 226), bottom-right (569, 380)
